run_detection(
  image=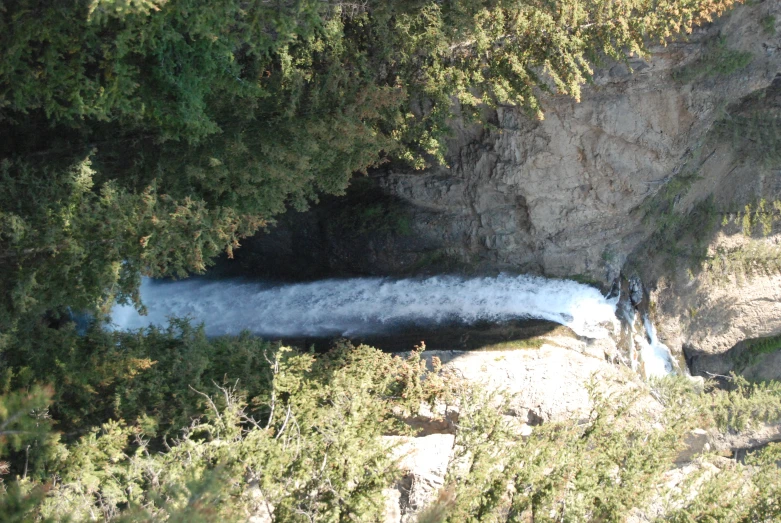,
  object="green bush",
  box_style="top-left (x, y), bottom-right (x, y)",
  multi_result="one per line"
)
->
top-left (2, 334), bottom-right (781, 521)
top-left (762, 15), bottom-right (777, 35)
top-left (0, 339), bottom-right (448, 521)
